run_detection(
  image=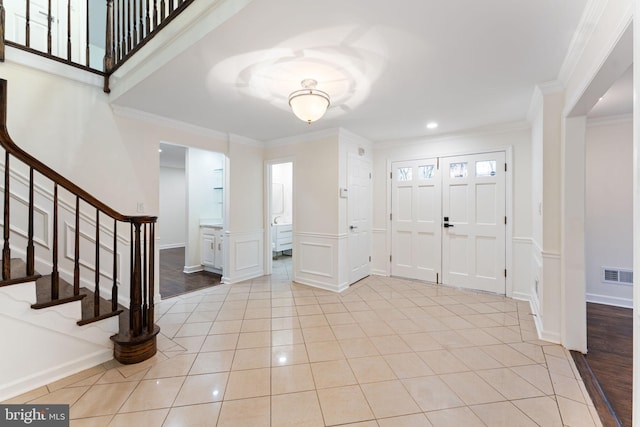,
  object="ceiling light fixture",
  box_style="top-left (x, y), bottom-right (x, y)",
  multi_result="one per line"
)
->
top-left (288, 79), bottom-right (330, 124)
top-left (426, 122), bottom-right (438, 129)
